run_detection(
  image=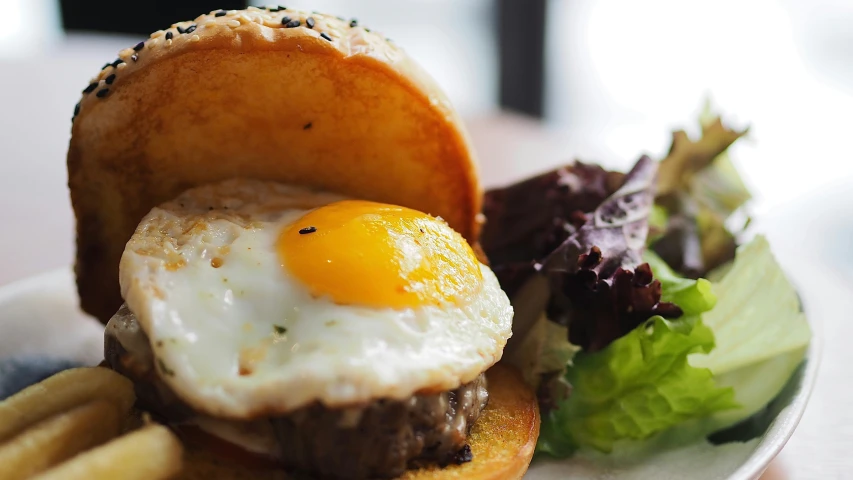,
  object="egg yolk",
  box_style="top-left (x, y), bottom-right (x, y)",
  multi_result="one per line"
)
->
top-left (279, 200), bottom-right (483, 308)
